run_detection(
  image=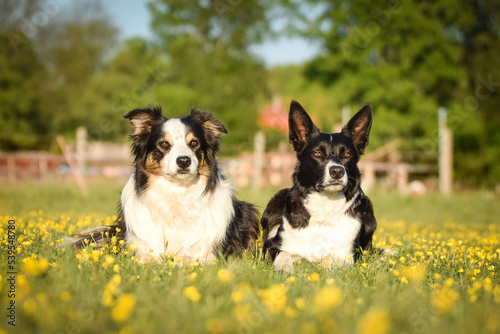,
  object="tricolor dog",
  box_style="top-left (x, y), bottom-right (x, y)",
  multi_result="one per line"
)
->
top-left (69, 106), bottom-right (260, 263)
